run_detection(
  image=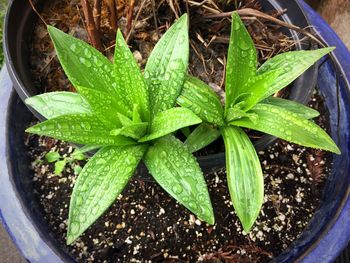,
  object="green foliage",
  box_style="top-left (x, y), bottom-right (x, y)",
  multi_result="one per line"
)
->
top-left (178, 12), bottom-right (340, 232)
top-left (26, 14), bottom-right (214, 245)
top-left (185, 124), bottom-right (221, 153)
top-left (177, 75), bottom-right (224, 126)
top-left (221, 126), bottom-right (263, 232)
top-left (25, 10), bottom-right (340, 242)
top-left (0, 0), bottom-right (8, 65)
top-left (67, 145), bottom-right (146, 244)
top-left (144, 135), bottom-right (214, 224)
top-left (139, 107), bottom-right (202, 142)
top-left (231, 103), bottom-right (341, 154)
top-left (225, 12), bottom-right (257, 111)
top-left (44, 149), bottom-right (87, 175)
top-left (26, 92), bottom-right (92, 119)
top-left (145, 14), bottom-right (189, 117)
